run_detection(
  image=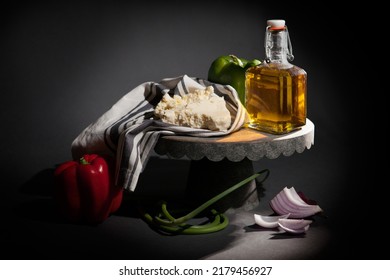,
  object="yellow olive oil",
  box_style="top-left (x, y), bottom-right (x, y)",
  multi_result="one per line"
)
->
top-left (245, 63), bottom-right (306, 134)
